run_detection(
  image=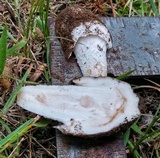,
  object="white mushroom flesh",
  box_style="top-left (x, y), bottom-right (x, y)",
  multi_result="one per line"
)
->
top-left (74, 35), bottom-right (107, 77)
top-left (17, 77), bottom-right (140, 136)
